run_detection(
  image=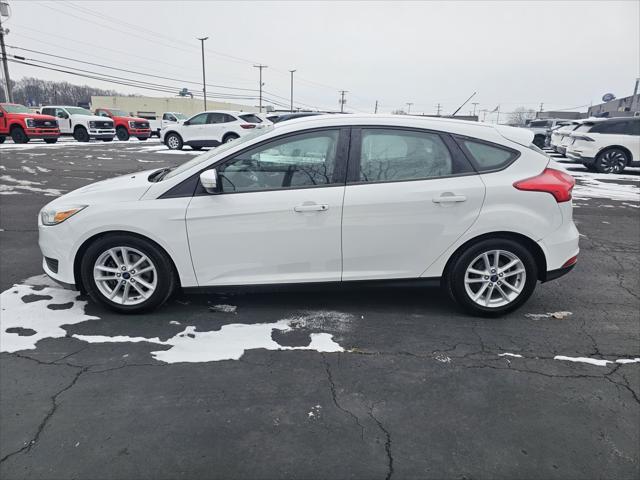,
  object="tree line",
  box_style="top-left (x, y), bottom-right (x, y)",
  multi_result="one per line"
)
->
top-left (0, 77), bottom-right (123, 106)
